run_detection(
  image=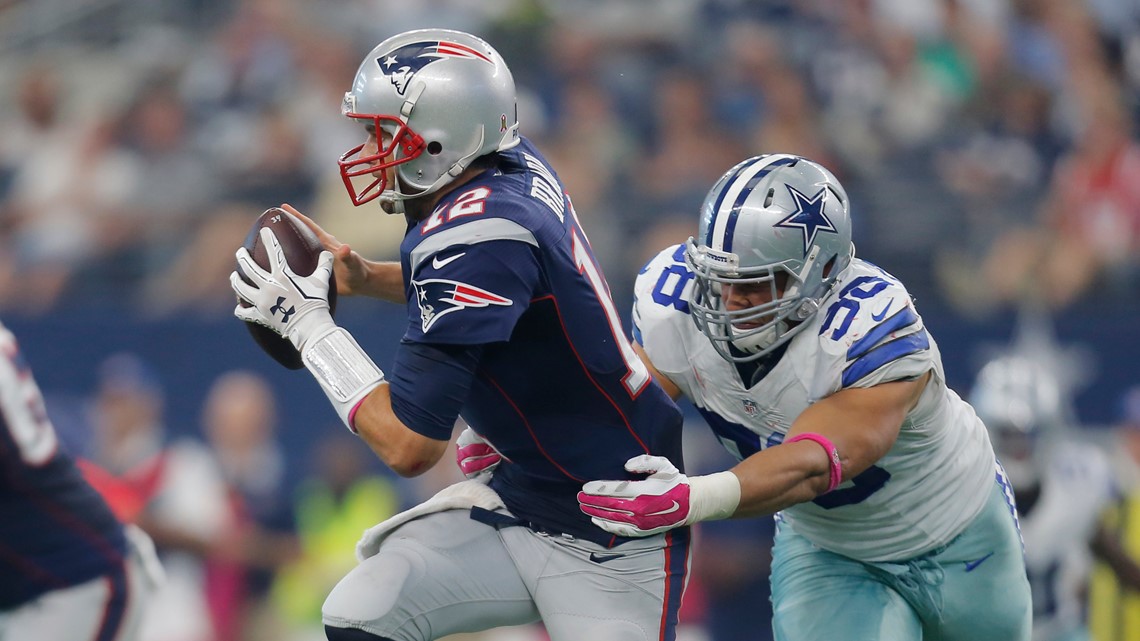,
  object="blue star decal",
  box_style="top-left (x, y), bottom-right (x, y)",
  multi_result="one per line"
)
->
top-left (774, 186), bottom-right (838, 253)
